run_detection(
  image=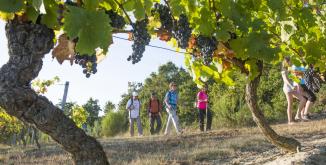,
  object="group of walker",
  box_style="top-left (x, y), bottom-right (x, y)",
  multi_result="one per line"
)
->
top-left (126, 82), bottom-right (211, 137)
top-left (126, 57), bottom-right (321, 136)
top-left (281, 57), bottom-right (321, 125)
